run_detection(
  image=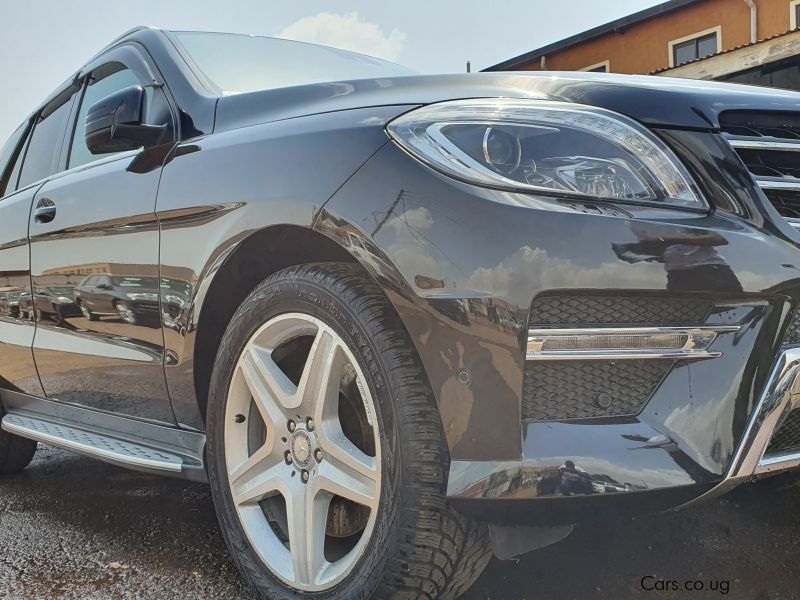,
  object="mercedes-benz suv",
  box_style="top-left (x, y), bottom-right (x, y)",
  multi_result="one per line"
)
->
top-left (2, 27), bottom-right (800, 600)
